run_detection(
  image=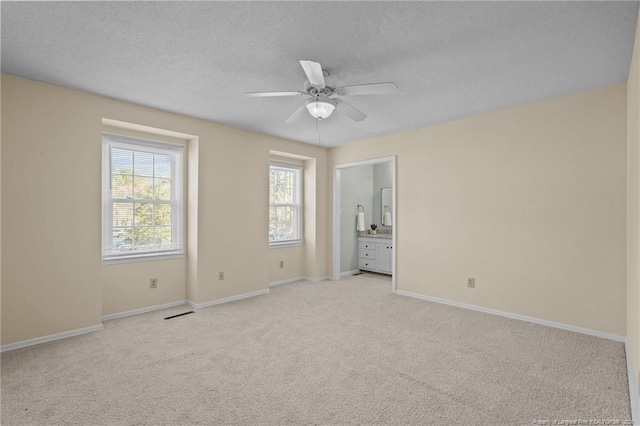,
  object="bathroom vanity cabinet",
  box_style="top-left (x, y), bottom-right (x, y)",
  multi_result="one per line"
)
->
top-left (358, 236), bottom-right (393, 275)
